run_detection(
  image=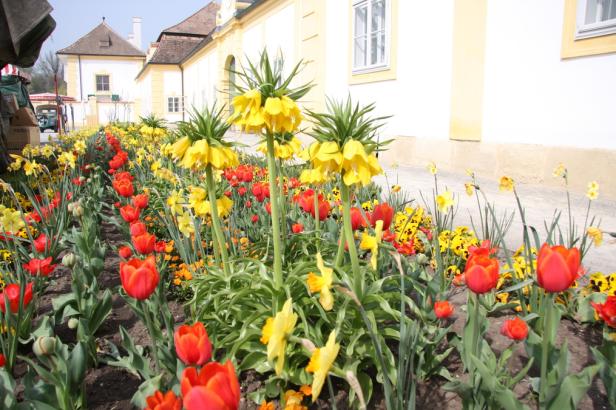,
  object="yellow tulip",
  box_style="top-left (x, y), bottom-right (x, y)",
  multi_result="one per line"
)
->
top-left (306, 331), bottom-right (340, 402)
top-left (307, 253), bottom-right (334, 311)
top-left (261, 298), bottom-right (297, 375)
